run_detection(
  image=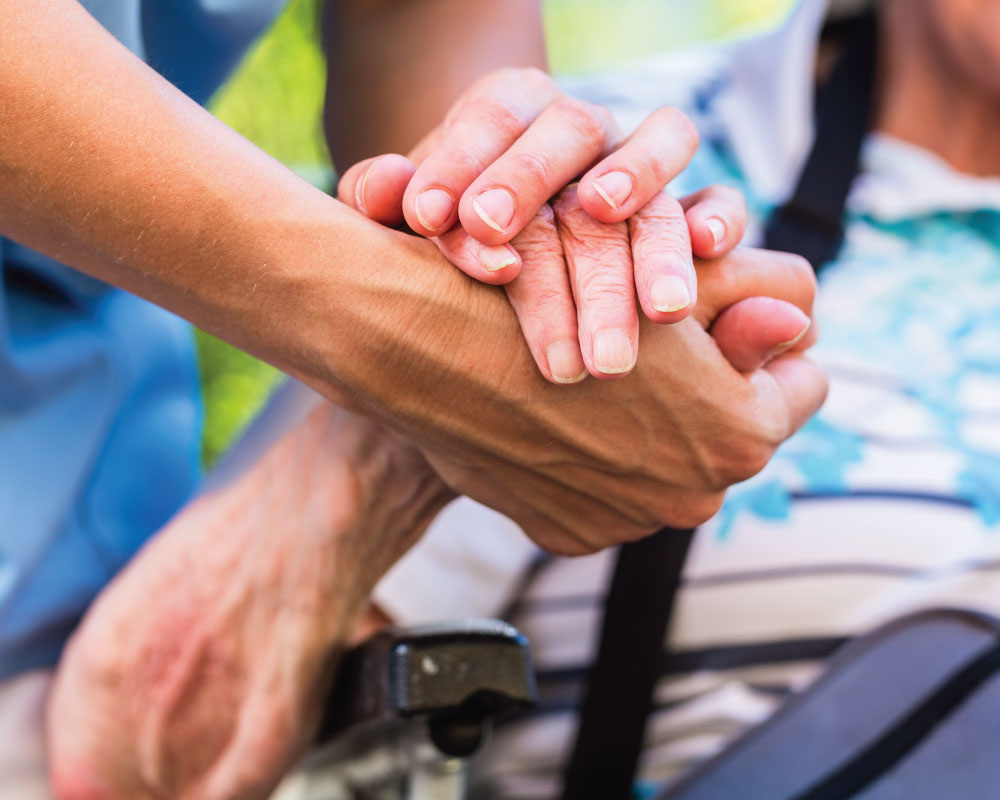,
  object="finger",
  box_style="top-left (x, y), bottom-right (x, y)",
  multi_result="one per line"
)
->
top-left (402, 68), bottom-right (564, 237)
top-left (407, 123), bottom-right (445, 167)
top-left (628, 191), bottom-right (697, 324)
top-left (433, 226), bottom-right (522, 285)
top-left (337, 154), bottom-right (415, 226)
top-left (679, 184), bottom-right (748, 259)
top-left (505, 205), bottom-right (586, 384)
top-left (753, 352), bottom-right (830, 437)
top-left (553, 187), bottom-right (637, 379)
top-left (692, 248), bottom-right (817, 329)
top-left (458, 98), bottom-right (620, 245)
top-left (711, 297), bottom-right (814, 372)
top-left (577, 106), bottom-right (699, 223)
